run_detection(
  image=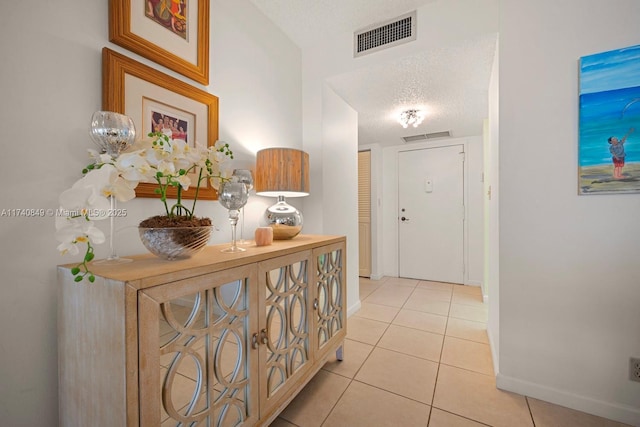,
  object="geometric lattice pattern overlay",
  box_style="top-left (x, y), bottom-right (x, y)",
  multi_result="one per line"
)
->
top-left (158, 279), bottom-right (250, 426)
top-left (316, 249), bottom-right (343, 350)
top-left (264, 260), bottom-right (309, 397)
